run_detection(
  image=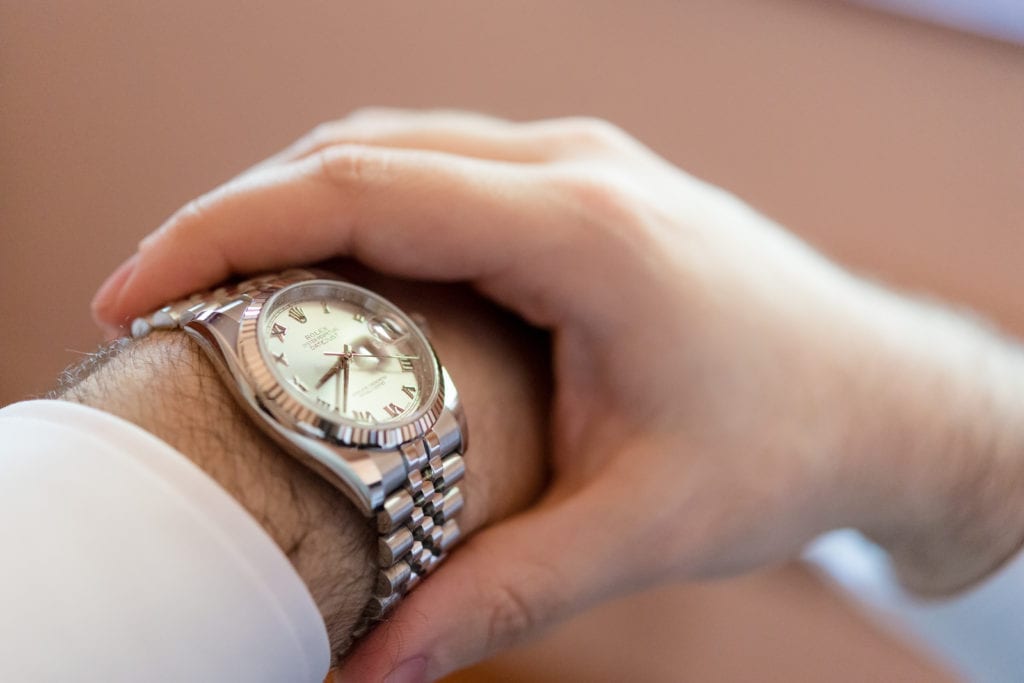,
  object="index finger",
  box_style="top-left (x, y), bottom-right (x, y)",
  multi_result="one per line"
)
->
top-left (92, 145), bottom-right (582, 331)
